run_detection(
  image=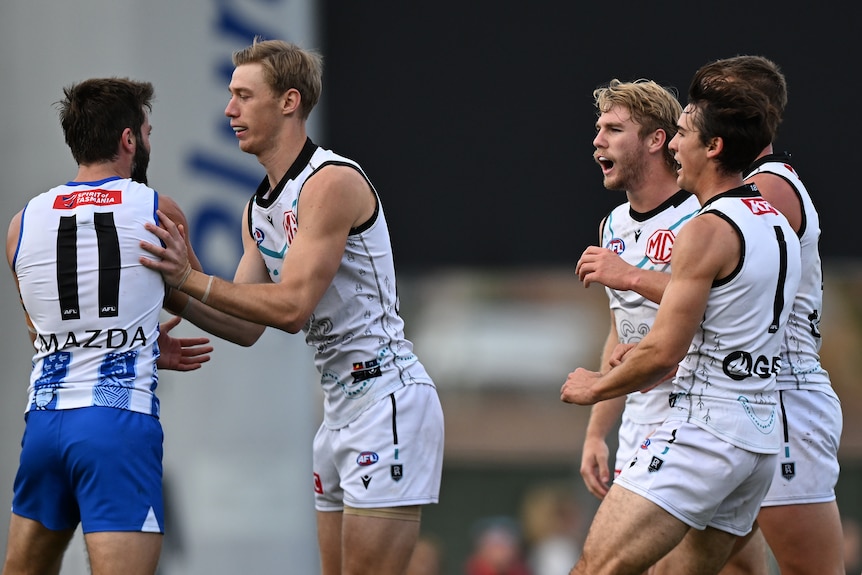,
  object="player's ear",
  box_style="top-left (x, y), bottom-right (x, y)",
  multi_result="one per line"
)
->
top-left (649, 129), bottom-right (668, 154)
top-left (121, 128), bottom-right (135, 151)
top-left (282, 88), bottom-right (301, 116)
top-left (705, 136), bottom-right (723, 158)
